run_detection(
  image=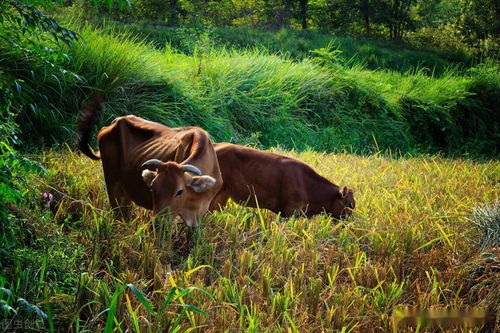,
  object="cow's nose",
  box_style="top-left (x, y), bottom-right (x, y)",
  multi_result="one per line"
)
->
top-left (340, 208), bottom-right (352, 219)
top-left (181, 213), bottom-right (199, 227)
top-left (184, 219), bottom-right (198, 227)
